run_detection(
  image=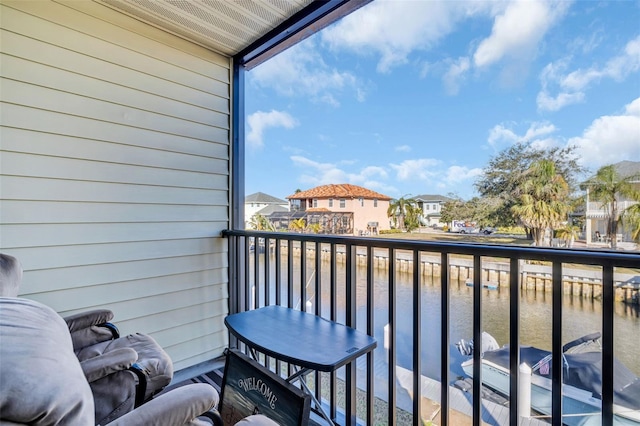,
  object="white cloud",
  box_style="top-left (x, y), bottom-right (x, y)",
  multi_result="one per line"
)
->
top-left (536, 90), bottom-right (585, 112)
top-left (290, 155), bottom-right (485, 199)
top-left (322, 0), bottom-right (488, 73)
top-left (562, 36), bottom-right (640, 90)
top-left (250, 39), bottom-right (364, 105)
top-left (390, 158), bottom-right (441, 181)
top-left (474, 0), bottom-right (568, 69)
top-left (537, 36), bottom-right (640, 111)
top-left (445, 166), bottom-right (484, 183)
top-left (321, 0), bottom-right (568, 91)
top-left (488, 124), bottom-right (519, 148)
top-left (395, 145), bottom-right (411, 152)
top-left (487, 121), bottom-right (557, 150)
top-left (568, 97), bottom-right (640, 167)
top-left (443, 57), bottom-right (471, 95)
top-left (247, 110), bottom-right (298, 148)
top-left (290, 156), bottom-right (390, 192)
